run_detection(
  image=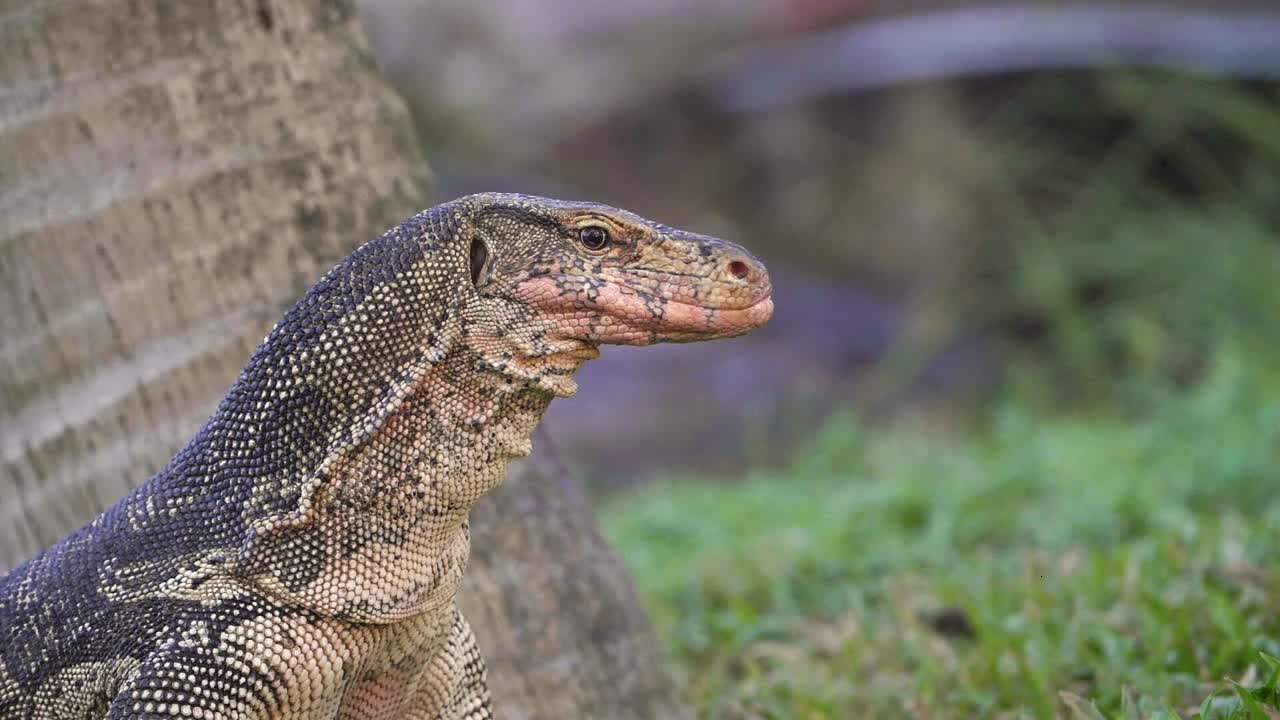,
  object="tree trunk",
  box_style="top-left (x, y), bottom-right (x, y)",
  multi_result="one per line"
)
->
top-left (0, 2), bottom-right (688, 718)
top-left (461, 432), bottom-right (692, 719)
